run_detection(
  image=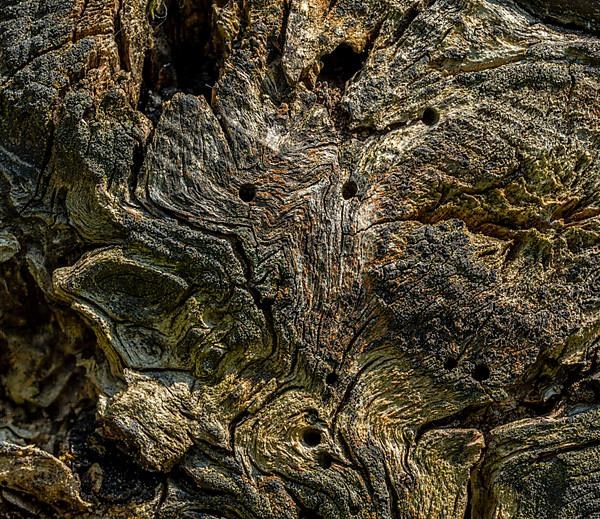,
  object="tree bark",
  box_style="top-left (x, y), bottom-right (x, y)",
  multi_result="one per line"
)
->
top-left (0, 0), bottom-right (599, 517)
